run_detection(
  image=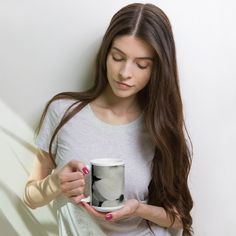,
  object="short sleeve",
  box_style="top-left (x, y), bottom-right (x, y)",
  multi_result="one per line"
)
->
top-left (35, 100), bottom-right (63, 155)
